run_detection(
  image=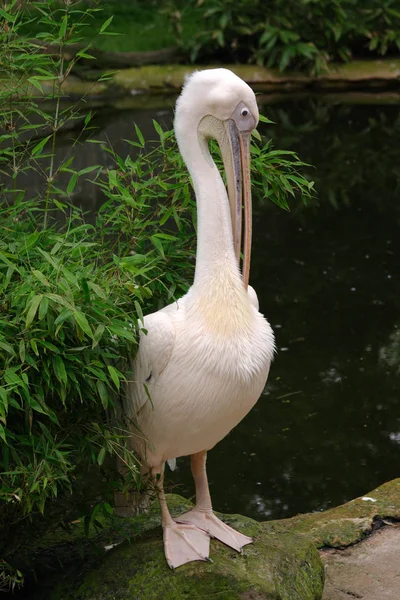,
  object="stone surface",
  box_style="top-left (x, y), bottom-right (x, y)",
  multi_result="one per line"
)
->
top-left (109, 59), bottom-right (400, 96)
top-left (322, 525), bottom-right (400, 600)
top-left (46, 495), bottom-right (324, 600)
top-left (3, 58), bottom-right (398, 102)
top-left (263, 479), bottom-right (400, 548)
top-left (262, 479), bottom-right (400, 600)
top-left (19, 480), bottom-right (400, 599)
